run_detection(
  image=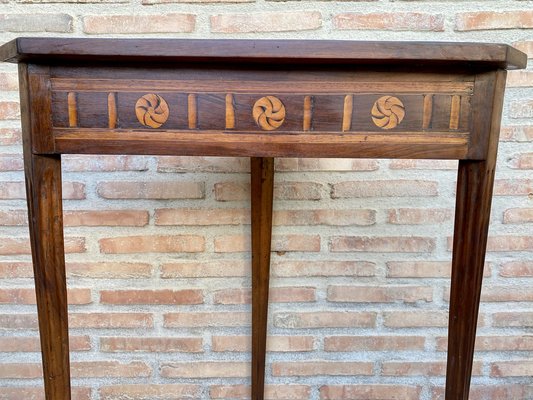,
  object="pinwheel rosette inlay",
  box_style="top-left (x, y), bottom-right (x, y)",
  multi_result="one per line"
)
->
top-left (135, 94), bottom-right (170, 129)
top-left (253, 96), bottom-right (286, 131)
top-left (371, 96), bottom-right (405, 130)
